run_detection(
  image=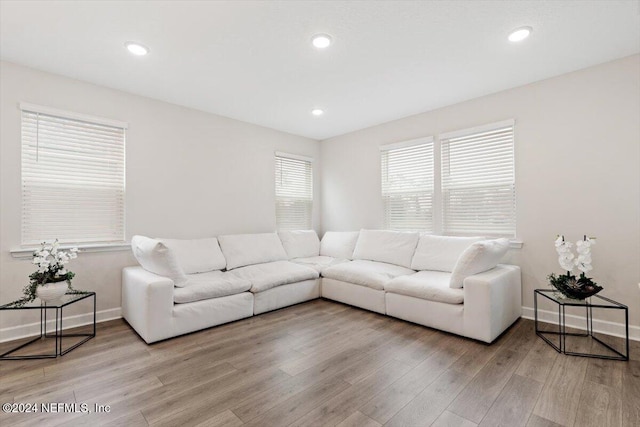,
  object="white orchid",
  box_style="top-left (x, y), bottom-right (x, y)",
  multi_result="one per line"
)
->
top-left (554, 235), bottom-right (596, 273)
top-left (559, 255), bottom-right (575, 271)
top-left (549, 235), bottom-right (601, 299)
top-left (29, 240), bottom-right (78, 284)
